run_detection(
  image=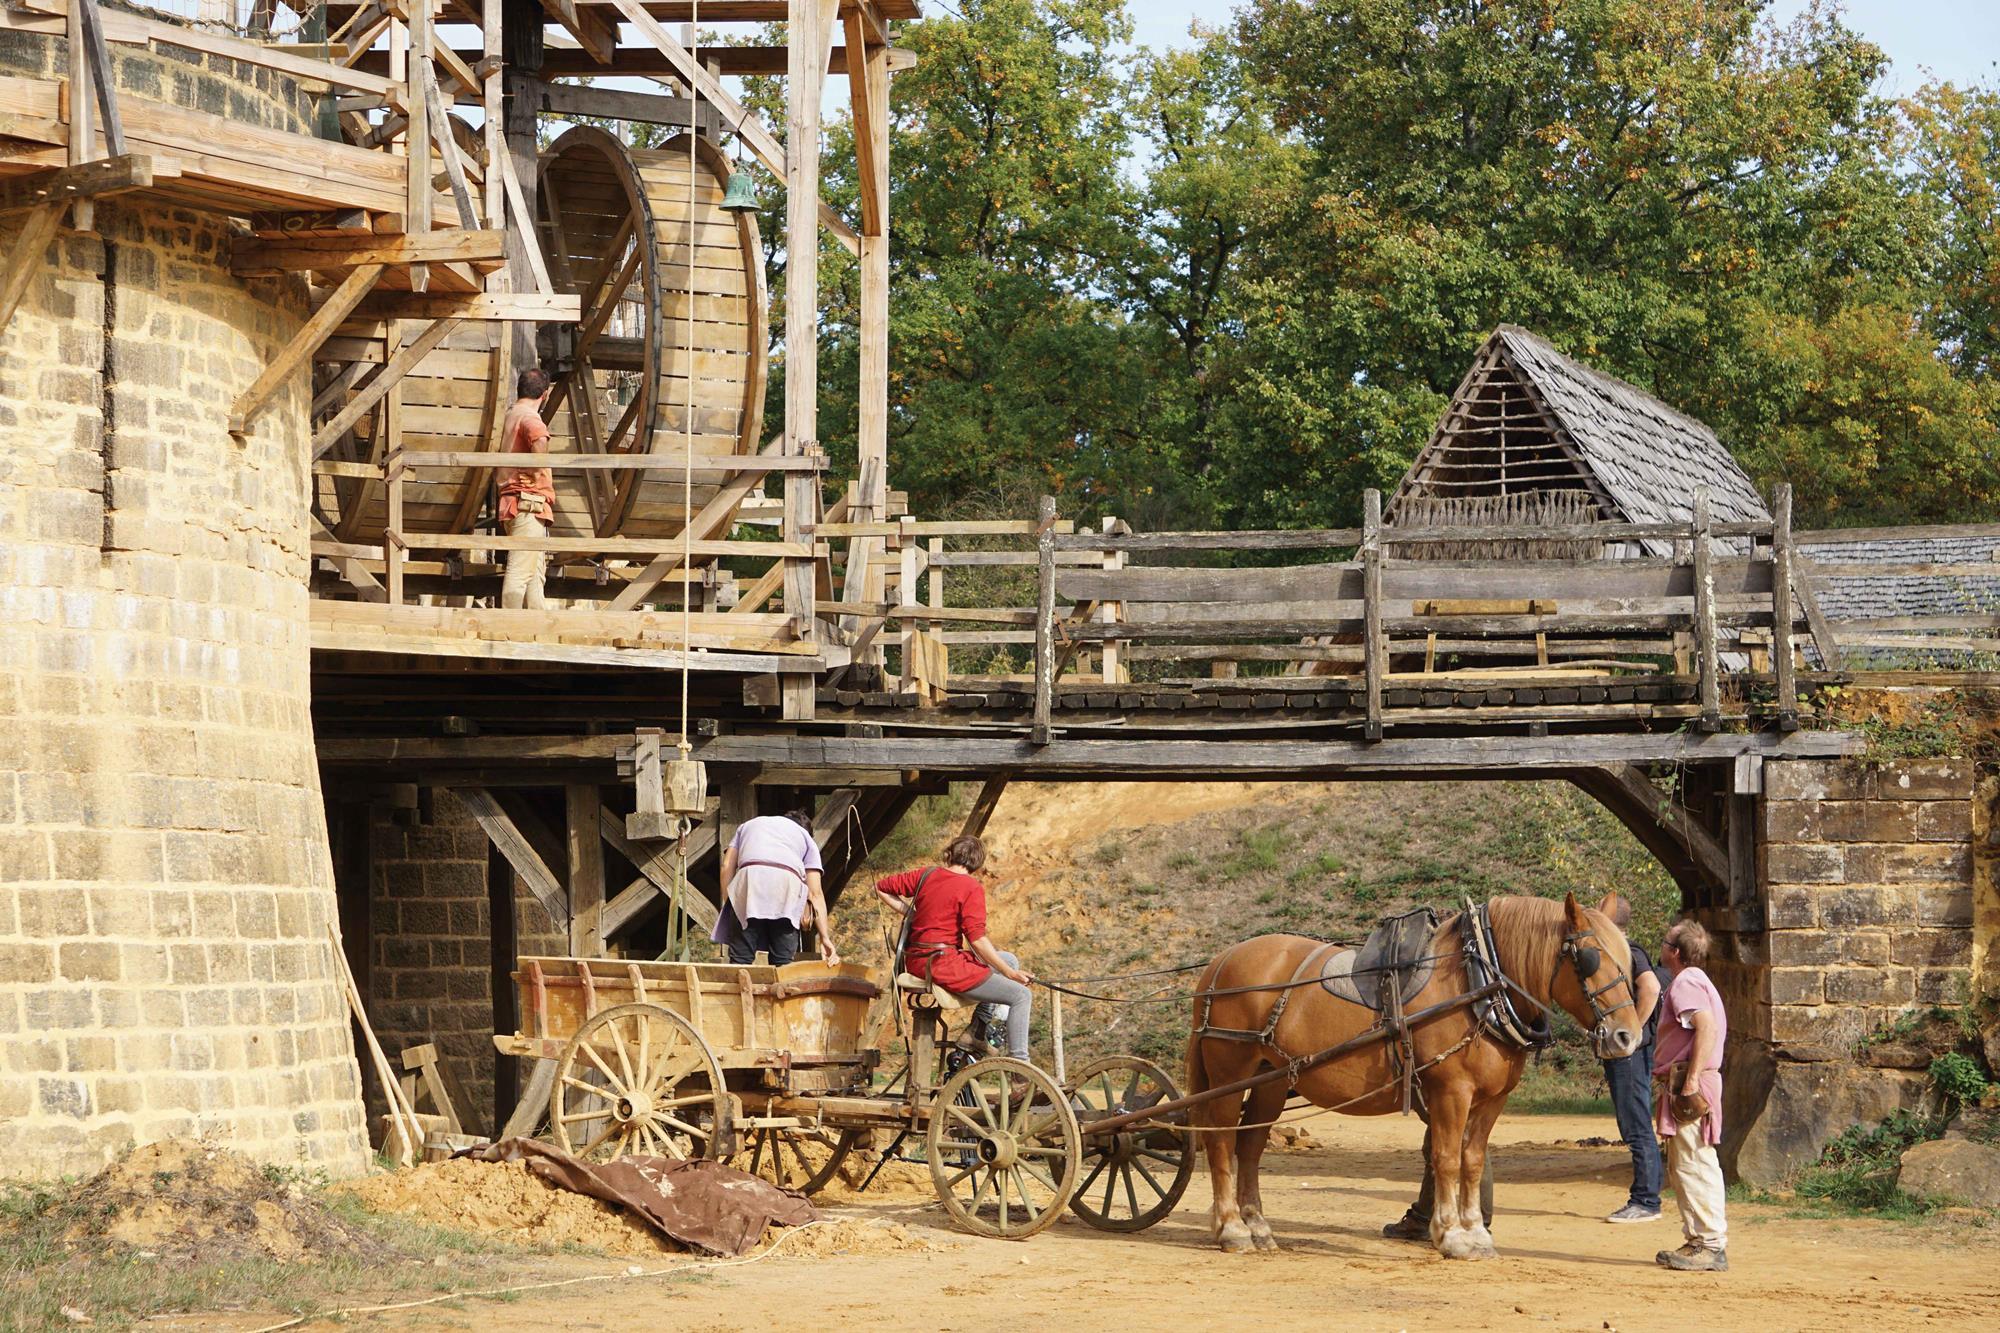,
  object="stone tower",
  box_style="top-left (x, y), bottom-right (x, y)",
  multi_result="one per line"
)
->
top-left (0, 32), bottom-right (369, 1179)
